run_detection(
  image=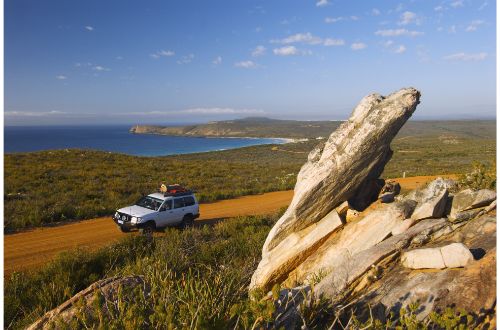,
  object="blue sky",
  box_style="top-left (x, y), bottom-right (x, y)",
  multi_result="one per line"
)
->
top-left (5, 0), bottom-right (496, 125)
